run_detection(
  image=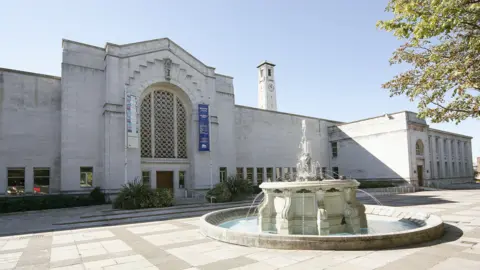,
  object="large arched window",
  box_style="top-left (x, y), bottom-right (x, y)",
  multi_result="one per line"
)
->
top-left (140, 90), bottom-right (187, 159)
top-left (415, 139), bottom-right (424, 155)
